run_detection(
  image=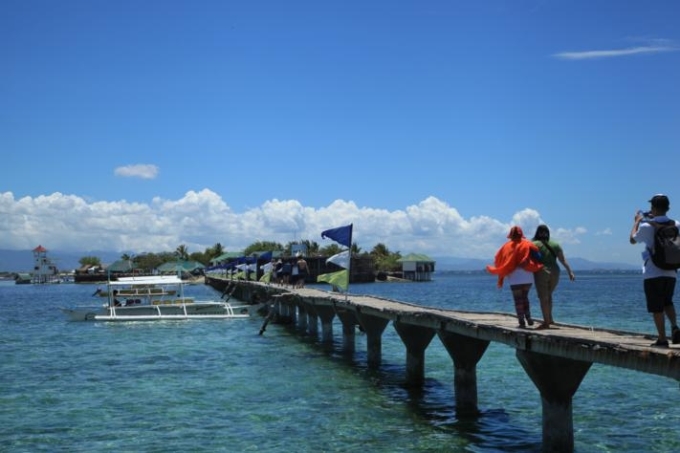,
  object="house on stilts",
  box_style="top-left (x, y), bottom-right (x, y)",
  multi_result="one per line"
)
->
top-left (397, 253), bottom-right (436, 282)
